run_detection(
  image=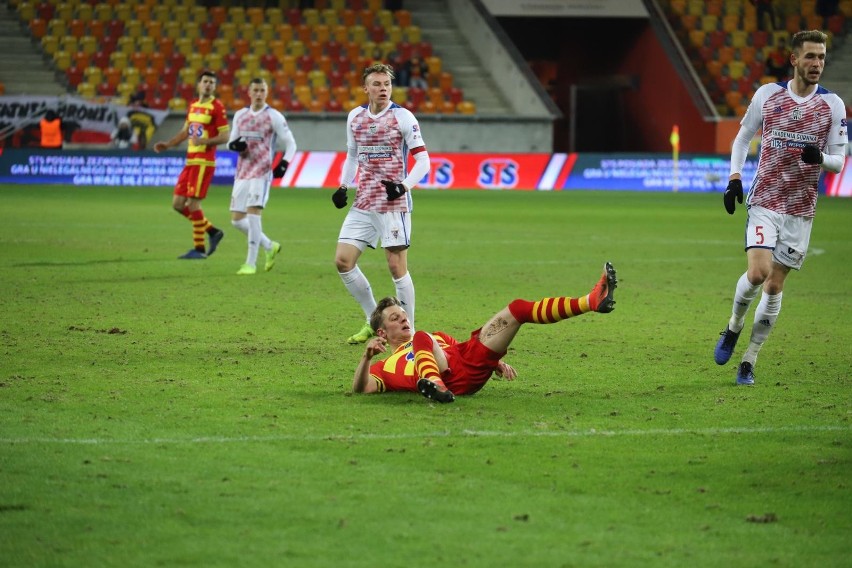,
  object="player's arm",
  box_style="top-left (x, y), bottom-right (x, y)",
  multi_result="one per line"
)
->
top-left (153, 122), bottom-right (189, 152)
top-left (193, 125), bottom-right (230, 148)
top-left (353, 337), bottom-right (386, 394)
top-left (273, 113), bottom-right (298, 163)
